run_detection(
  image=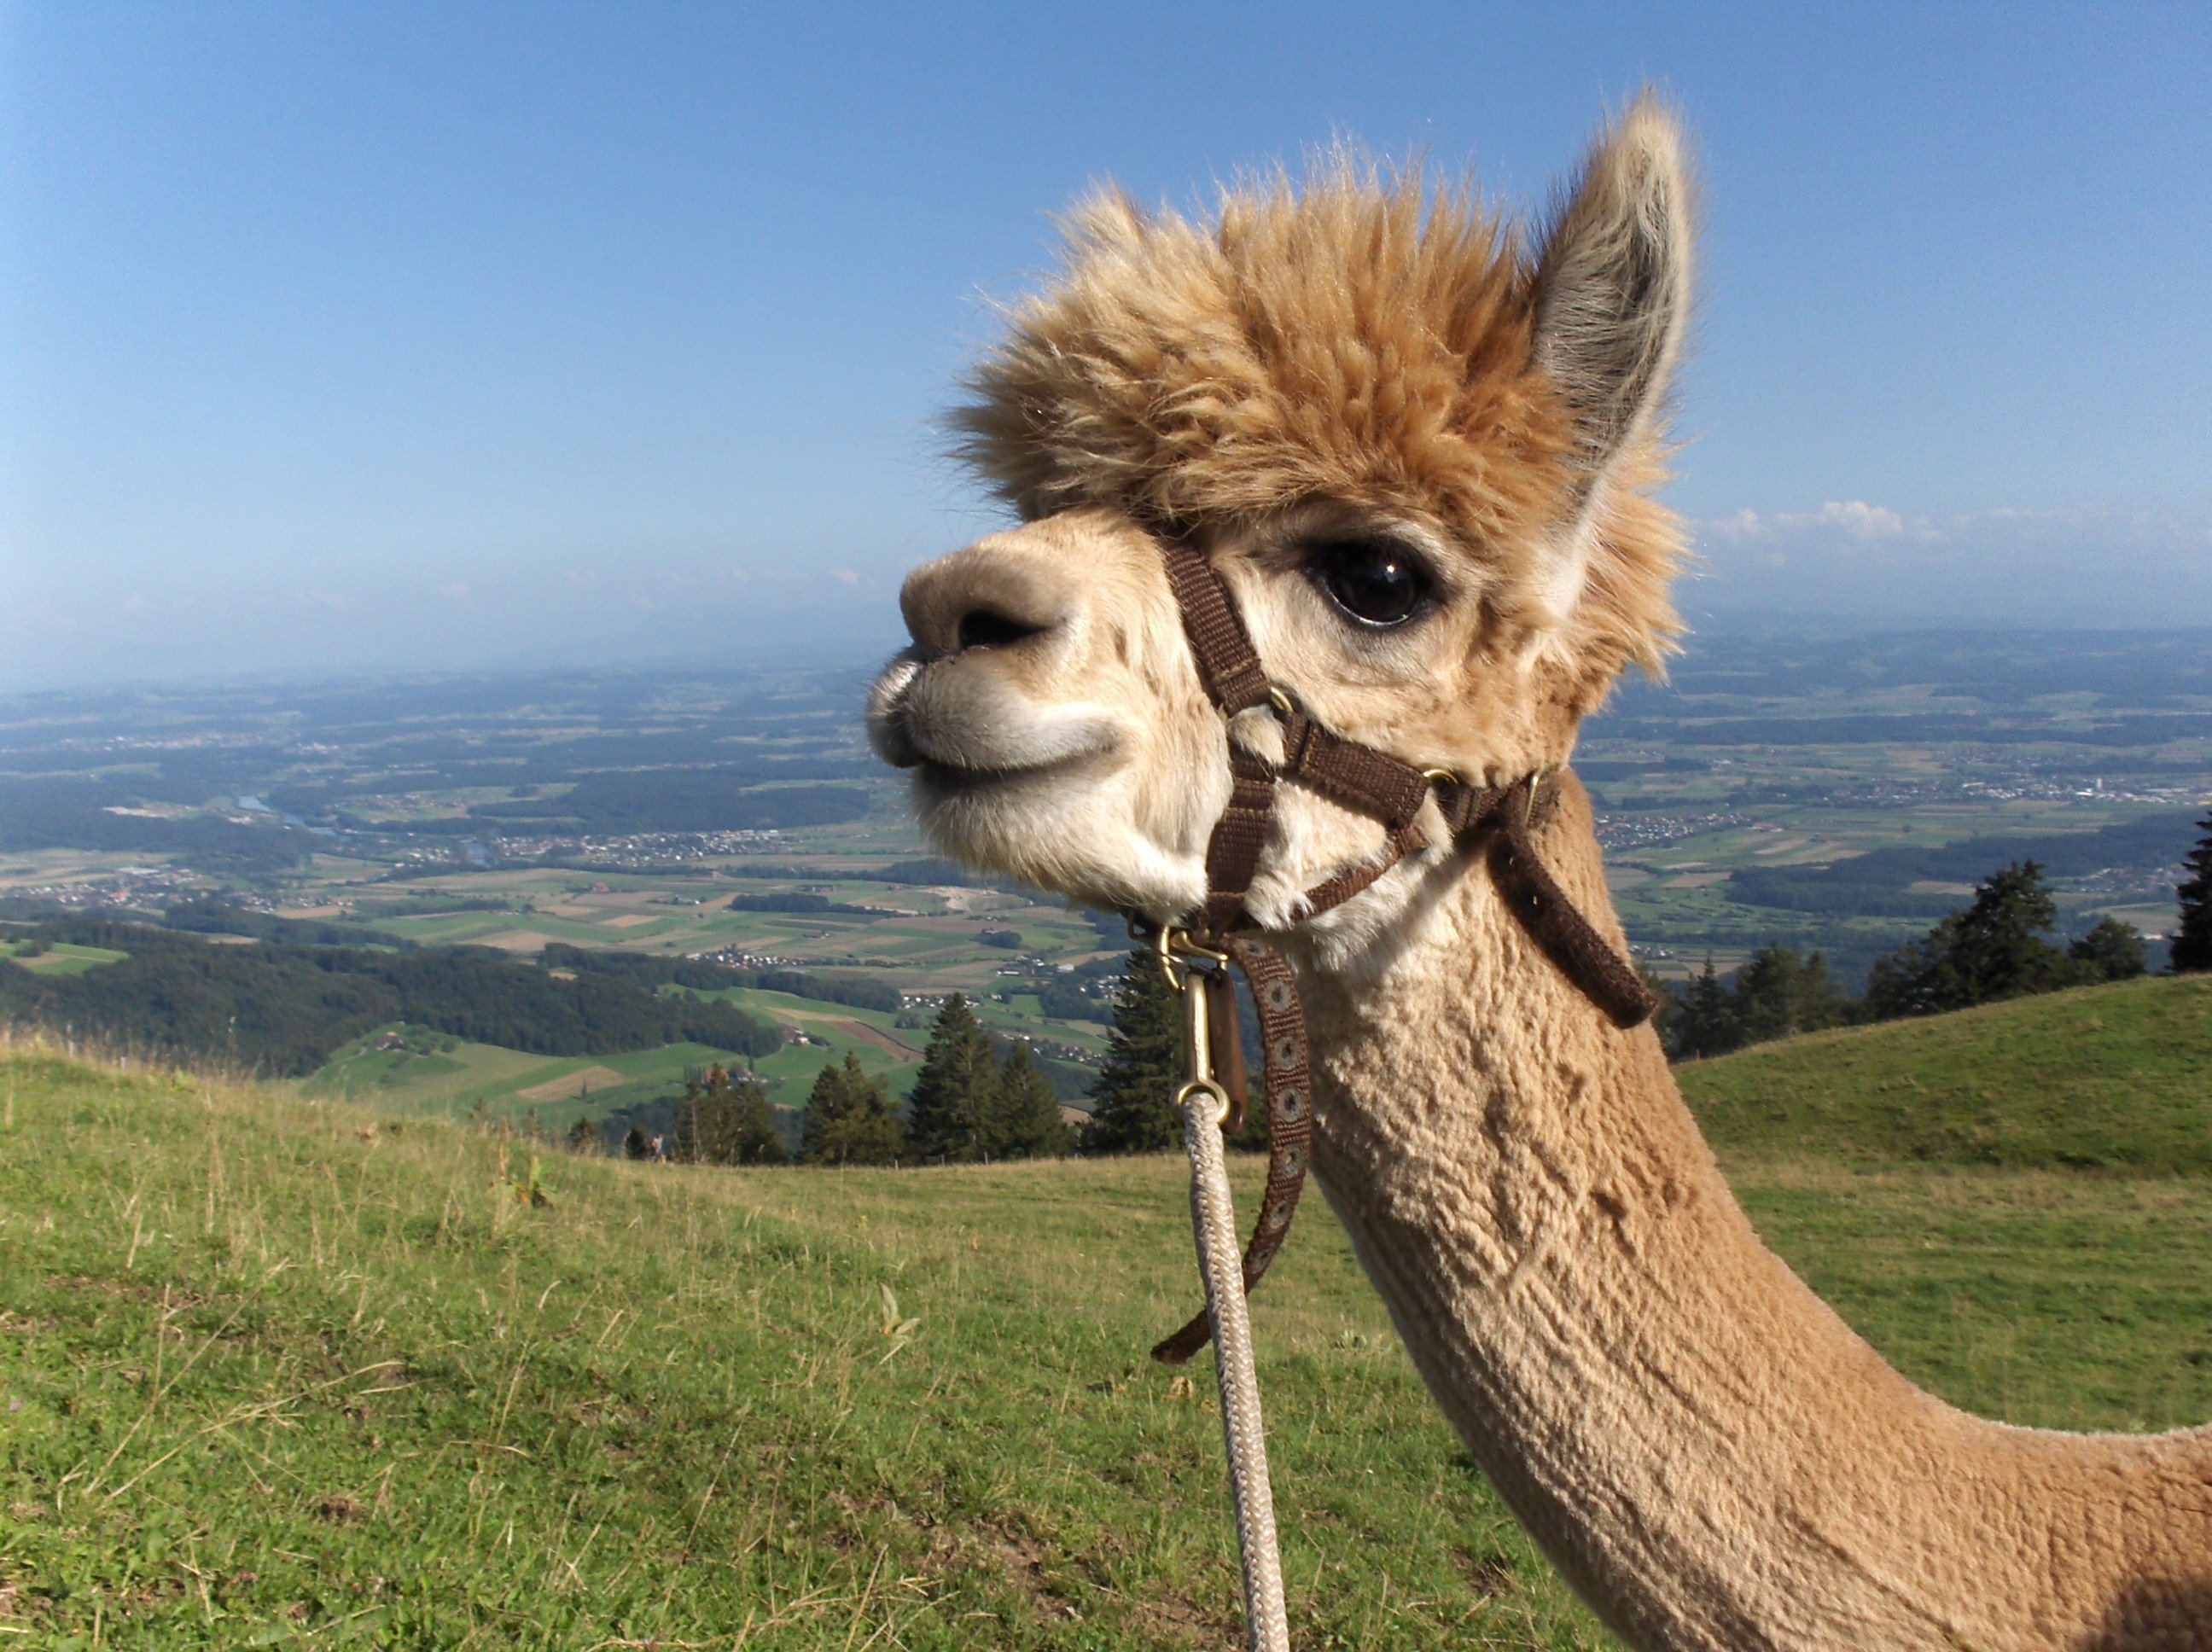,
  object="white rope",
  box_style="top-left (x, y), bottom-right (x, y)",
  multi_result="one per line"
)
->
top-left (1180, 1079), bottom-right (1292, 1652)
